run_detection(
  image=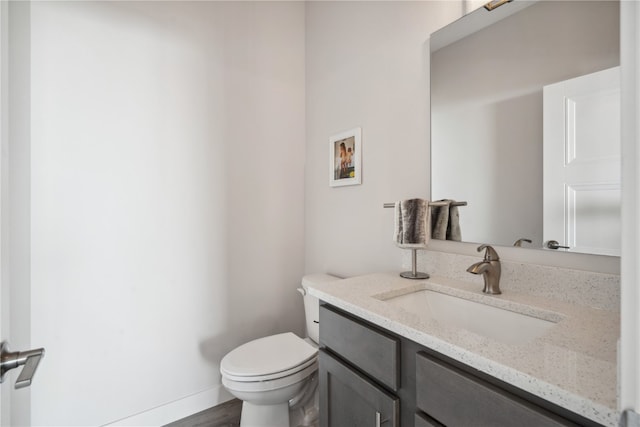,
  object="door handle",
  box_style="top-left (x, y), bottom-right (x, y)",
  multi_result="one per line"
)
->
top-left (0, 341), bottom-right (45, 389)
top-left (546, 240), bottom-right (570, 250)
